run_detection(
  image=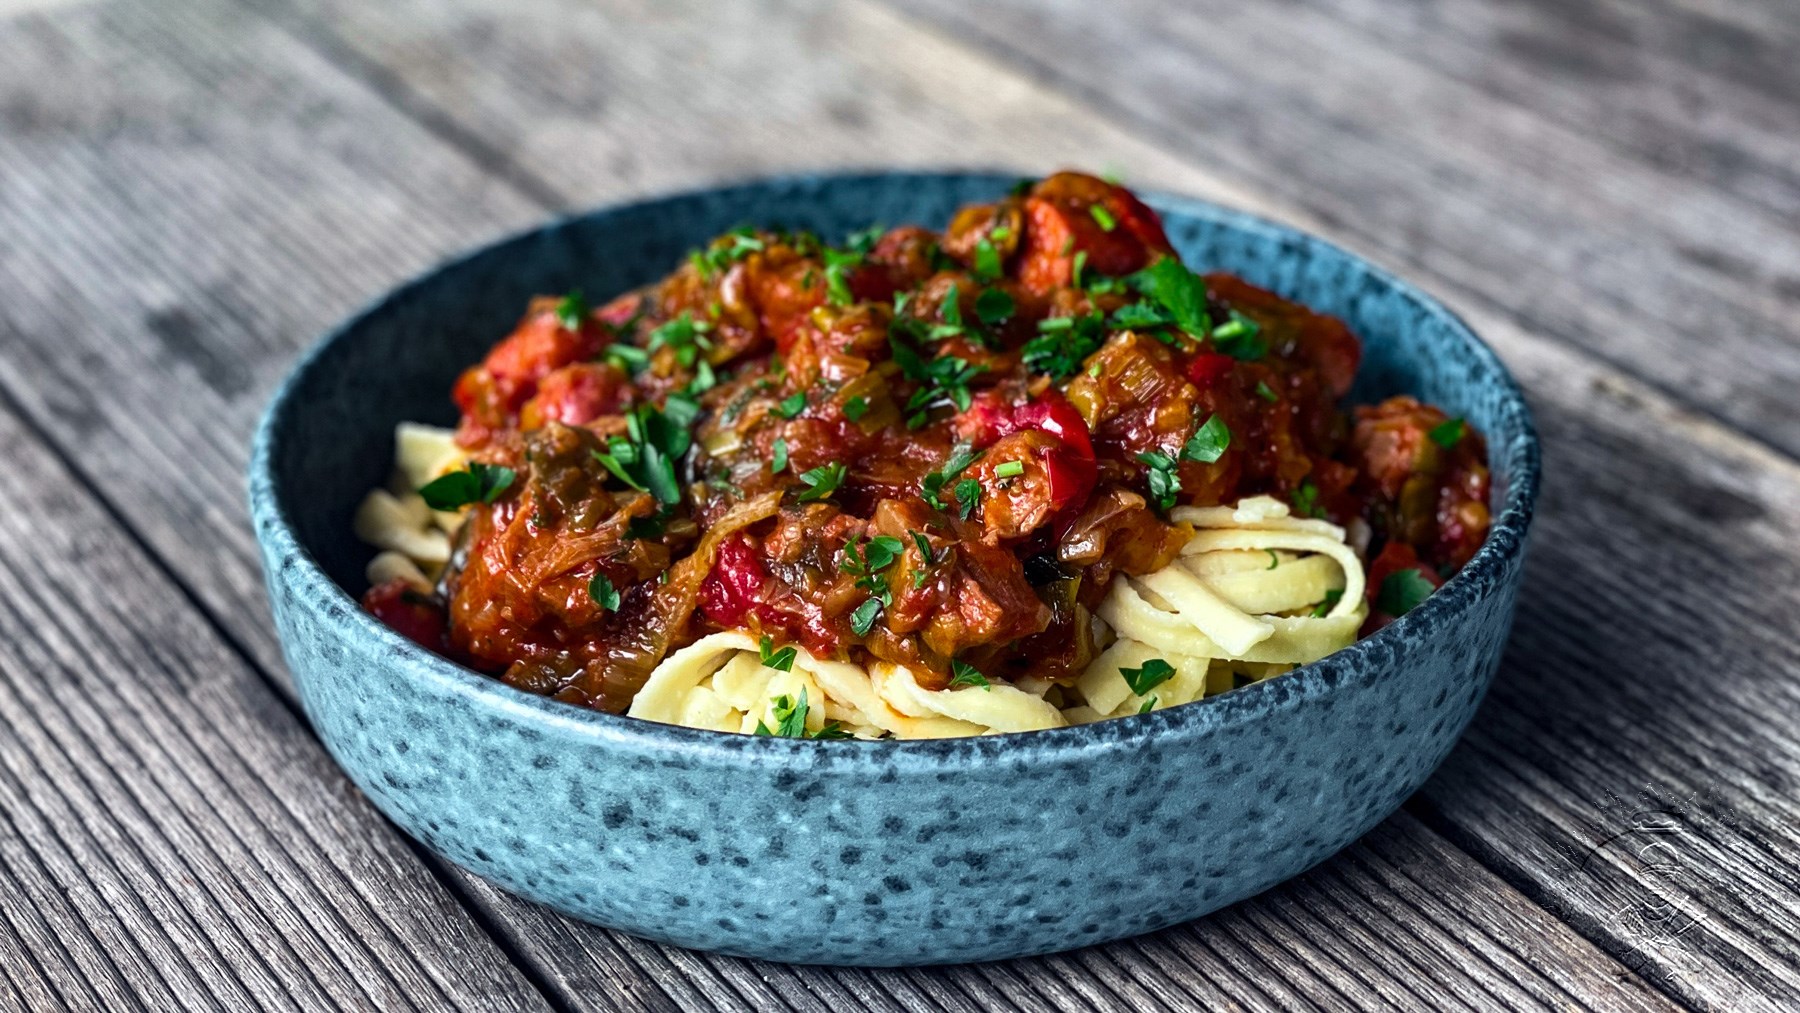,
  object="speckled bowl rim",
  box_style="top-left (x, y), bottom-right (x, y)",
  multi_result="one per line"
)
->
top-left (249, 170), bottom-right (1540, 773)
